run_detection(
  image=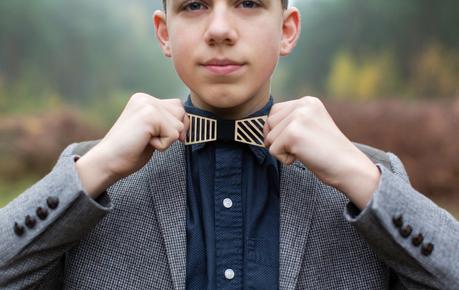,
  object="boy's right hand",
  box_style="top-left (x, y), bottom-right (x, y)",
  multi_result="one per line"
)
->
top-left (76, 93), bottom-right (189, 198)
